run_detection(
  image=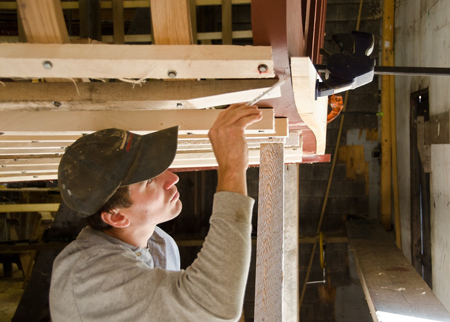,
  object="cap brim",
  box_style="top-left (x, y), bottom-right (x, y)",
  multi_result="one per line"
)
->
top-left (121, 126), bottom-right (178, 186)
